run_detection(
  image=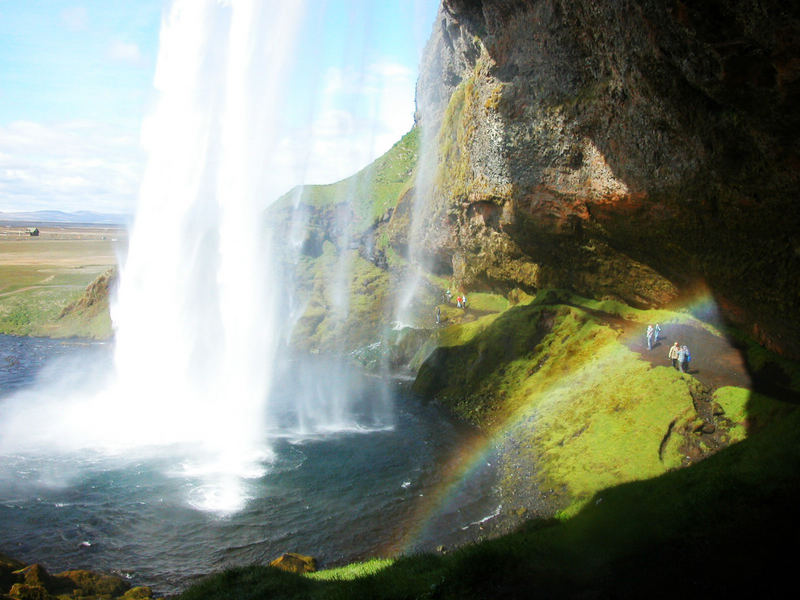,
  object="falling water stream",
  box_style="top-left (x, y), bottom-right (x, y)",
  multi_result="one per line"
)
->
top-left (0, 0), bottom-right (385, 512)
top-left (0, 1), bottom-right (504, 594)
